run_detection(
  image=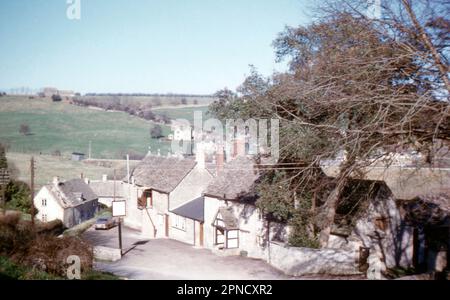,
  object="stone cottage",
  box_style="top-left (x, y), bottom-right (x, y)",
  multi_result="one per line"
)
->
top-left (203, 156), bottom-right (267, 257)
top-left (321, 163), bottom-right (450, 278)
top-left (122, 151), bottom-right (215, 243)
top-left (33, 177), bottom-right (99, 228)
